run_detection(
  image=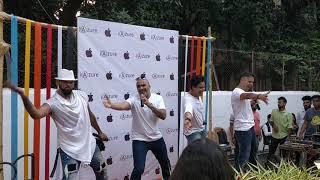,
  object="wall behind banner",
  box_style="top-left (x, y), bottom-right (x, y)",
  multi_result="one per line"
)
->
top-left (77, 17), bottom-right (179, 179)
